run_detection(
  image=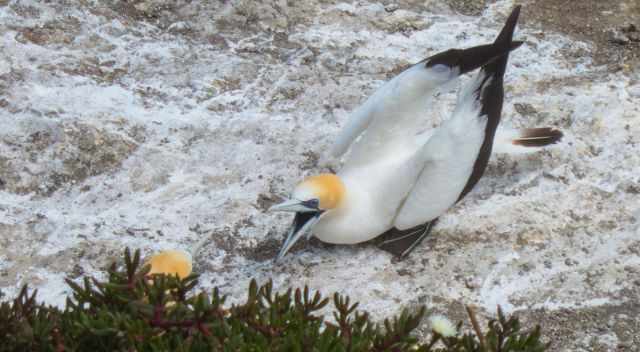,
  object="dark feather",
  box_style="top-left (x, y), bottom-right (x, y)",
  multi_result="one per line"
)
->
top-left (458, 5), bottom-right (521, 202)
top-left (377, 220), bottom-right (438, 259)
top-left (512, 128), bottom-right (563, 147)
